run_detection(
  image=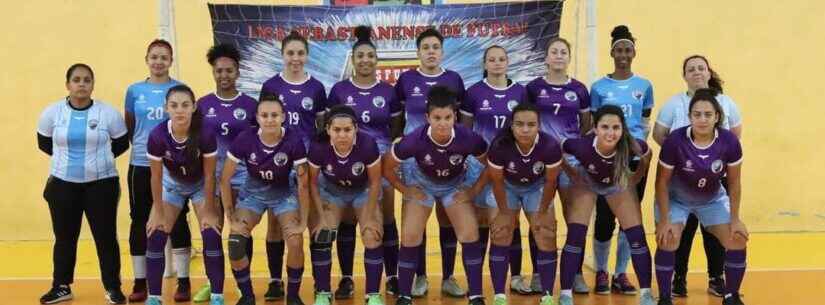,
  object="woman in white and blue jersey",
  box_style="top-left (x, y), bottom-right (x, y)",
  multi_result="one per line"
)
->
top-left (588, 25), bottom-right (654, 294)
top-left (37, 64), bottom-right (129, 304)
top-left (123, 39), bottom-right (194, 303)
top-left (653, 55), bottom-right (742, 298)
